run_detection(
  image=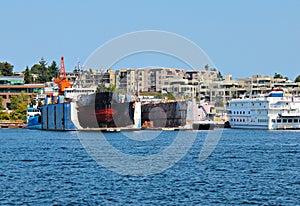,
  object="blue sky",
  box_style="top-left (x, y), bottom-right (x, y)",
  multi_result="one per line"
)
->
top-left (1, 0), bottom-right (299, 80)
